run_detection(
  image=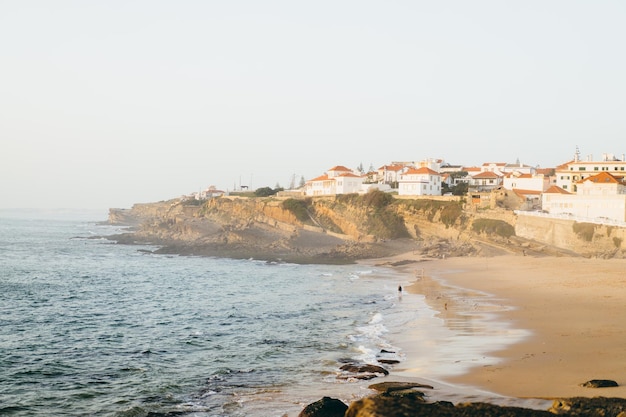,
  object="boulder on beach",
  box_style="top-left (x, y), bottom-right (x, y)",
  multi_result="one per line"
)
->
top-left (298, 396), bottom-right (348, 417)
